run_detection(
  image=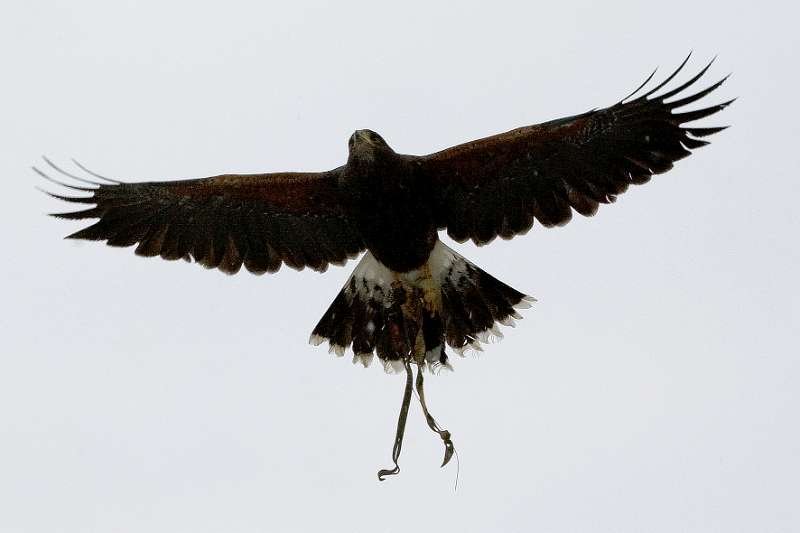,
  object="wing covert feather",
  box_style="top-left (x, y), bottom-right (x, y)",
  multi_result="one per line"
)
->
top-left (43, 166), bottom-right (365, 274)
top-left (420, 56), bottom-right (732, 245)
